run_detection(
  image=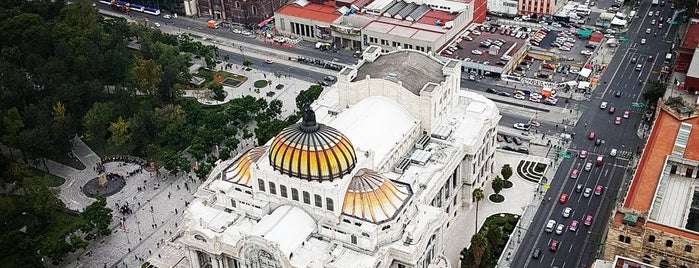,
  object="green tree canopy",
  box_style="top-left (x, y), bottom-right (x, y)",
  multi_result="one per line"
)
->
top-left (501, 164), bottom-right (513, 181)
top-left (81, 196), bottom-right (113, 236)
